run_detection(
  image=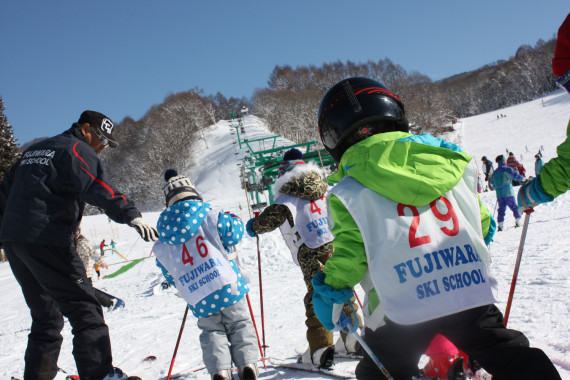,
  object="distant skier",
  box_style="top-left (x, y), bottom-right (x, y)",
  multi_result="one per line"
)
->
top-left (100, 239), bottom-right (107, 255)
top-left (535, 153), bottom-right (544, 176)
top-left (490, 155), bottom-right (524, 231)
top-left (506, 152), bottom-right (523, 186)
top-left (246, 148), bottom-right (362, 370)
top-left (94, 263), bottom-right (102, 280)
top-left (481, 156), bottom-right (494, 191)
top-left (153, 169), bottom-right (259, 380)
